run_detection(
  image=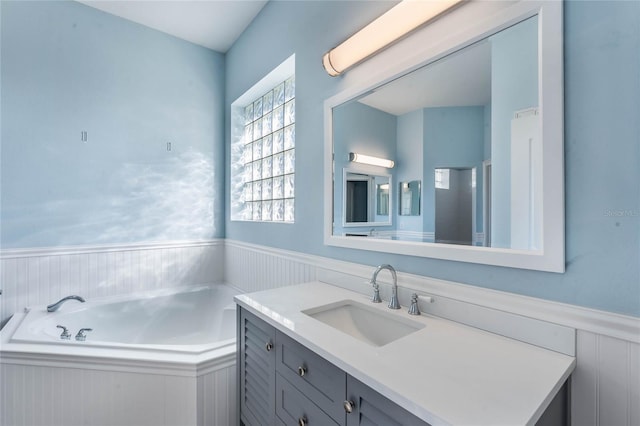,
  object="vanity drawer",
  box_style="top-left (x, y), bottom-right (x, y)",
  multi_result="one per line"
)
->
top-left (276, 330), bottom-right (346, 422)
top-left (276, 373), bottom-right (340, 426)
